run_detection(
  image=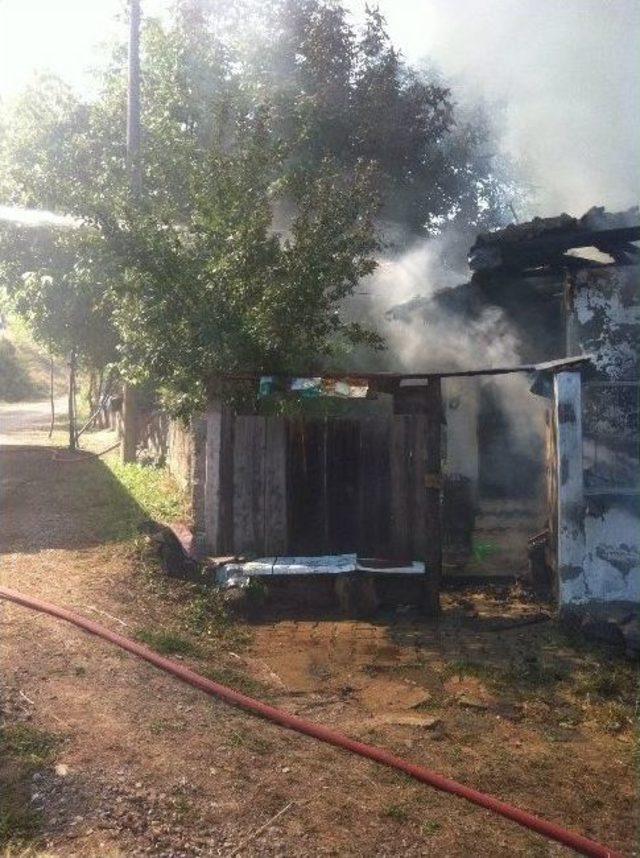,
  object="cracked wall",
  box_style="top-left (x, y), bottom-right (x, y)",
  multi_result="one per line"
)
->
top-left (562, 264), bottom-right (639, 614)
